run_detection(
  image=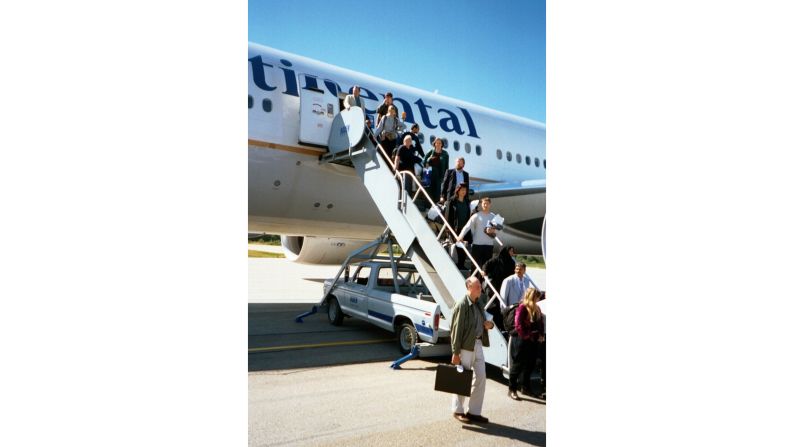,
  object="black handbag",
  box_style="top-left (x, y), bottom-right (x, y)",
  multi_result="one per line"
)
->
top-left (434, 364), bottom-right (473, 396)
